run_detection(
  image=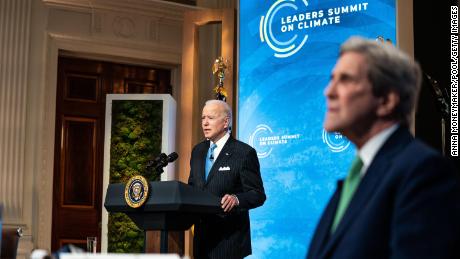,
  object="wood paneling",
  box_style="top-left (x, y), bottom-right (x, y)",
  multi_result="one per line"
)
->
top-left (61, 117), bottom-right (97, 207)
top-left (53, 57), bottom-right (107, 252)
top-left (65, 74), bottom-right (99, 102)
top-left (52, 56), bottom-right (175, 253)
